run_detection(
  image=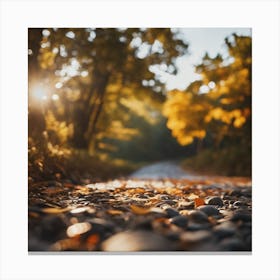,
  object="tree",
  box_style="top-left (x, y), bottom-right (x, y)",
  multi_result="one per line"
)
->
top-left (28, 28), bottom-right (188, 154)
top-left (163, 34), bottom-right (251, 150)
